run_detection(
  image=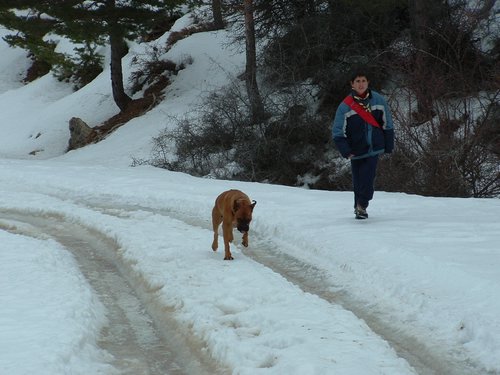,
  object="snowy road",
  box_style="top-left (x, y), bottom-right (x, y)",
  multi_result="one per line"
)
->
top-left (0, 203), bottom-right (483, 375)
top-left (1, 161), bottom-right (498, 375)
top-left (1, 211), bottom-right (225, 375)
top-left (243, 238), bottom-right (475, 375)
